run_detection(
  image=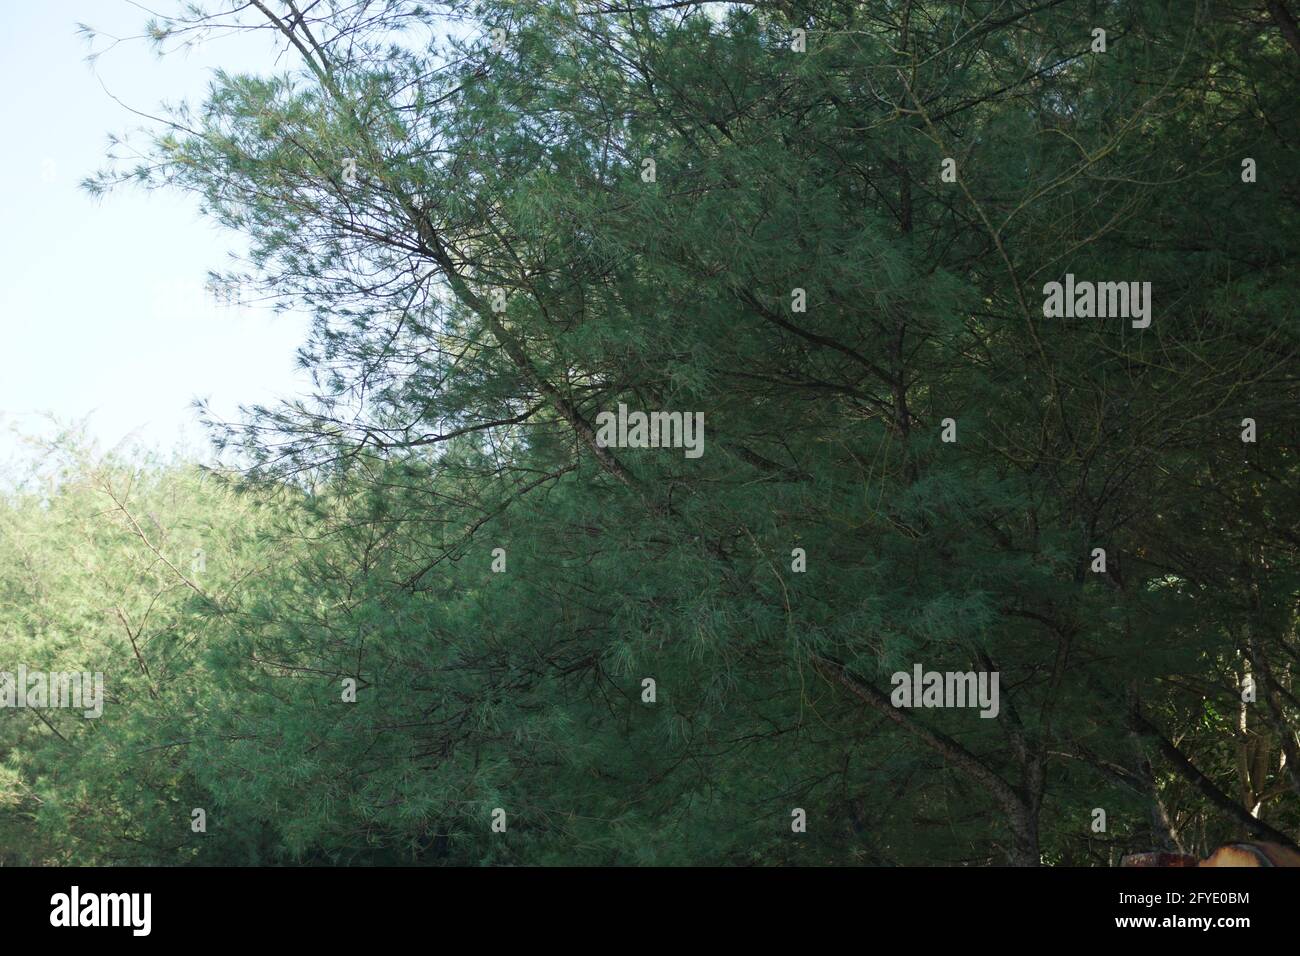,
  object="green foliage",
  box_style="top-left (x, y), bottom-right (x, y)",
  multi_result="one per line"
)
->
top-left (7, 0), bottom-right (1298, 864)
